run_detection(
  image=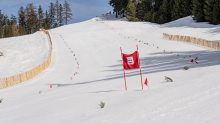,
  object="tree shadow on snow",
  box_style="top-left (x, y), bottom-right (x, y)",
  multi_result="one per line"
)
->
top-left (52, 50), bottom-right (220, 87)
